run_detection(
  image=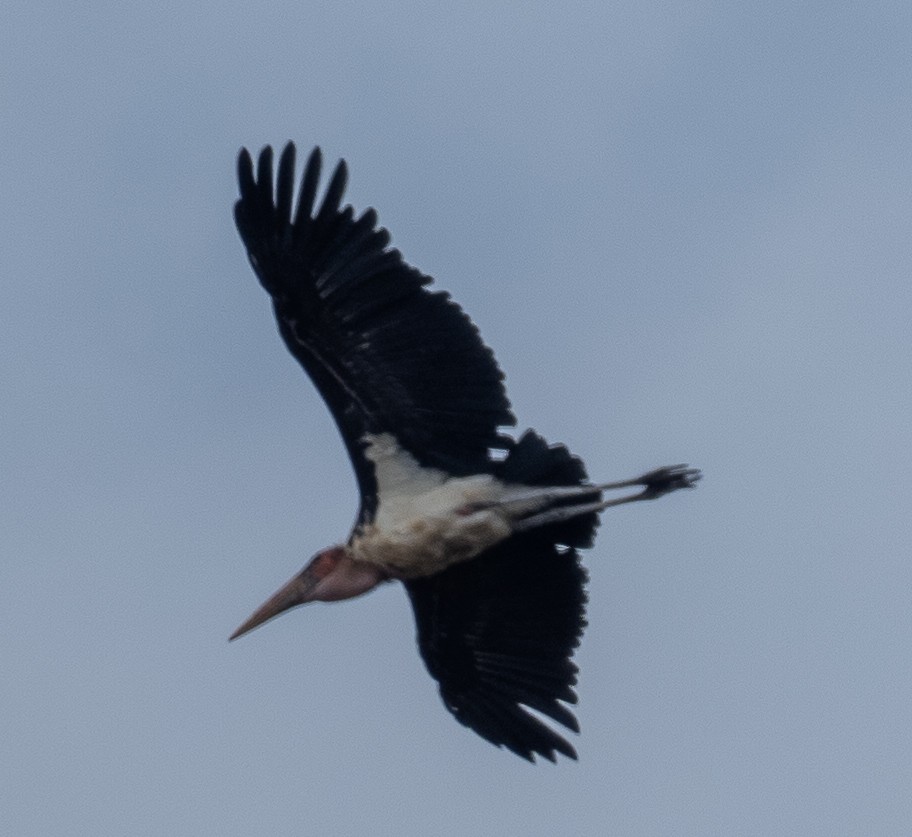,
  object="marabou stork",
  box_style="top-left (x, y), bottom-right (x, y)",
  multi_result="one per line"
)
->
top-left (230, 143), bottom-right (700, 762)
